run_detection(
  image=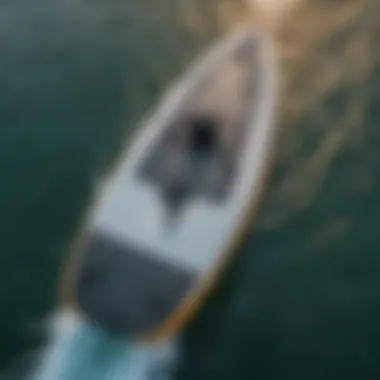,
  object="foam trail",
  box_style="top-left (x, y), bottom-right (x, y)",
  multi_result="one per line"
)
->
top-left (30, 309), bottom-right (177, 380)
